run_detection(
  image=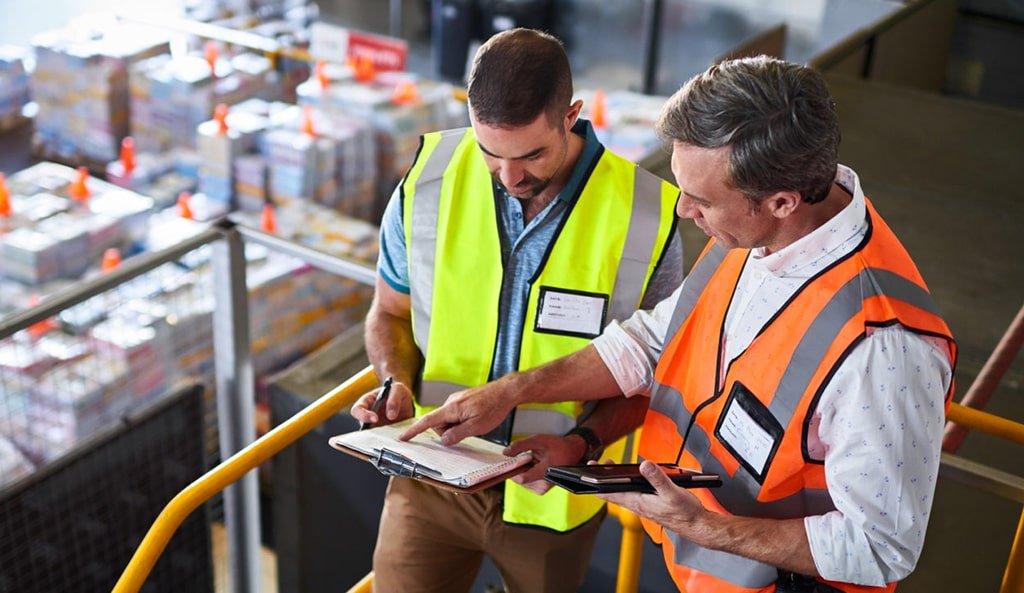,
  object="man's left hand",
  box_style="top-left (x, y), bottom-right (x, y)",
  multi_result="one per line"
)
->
top-left (597, 460), bottom-right (707, 537)
top-left (504, 434), bottom-right (586, 494)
